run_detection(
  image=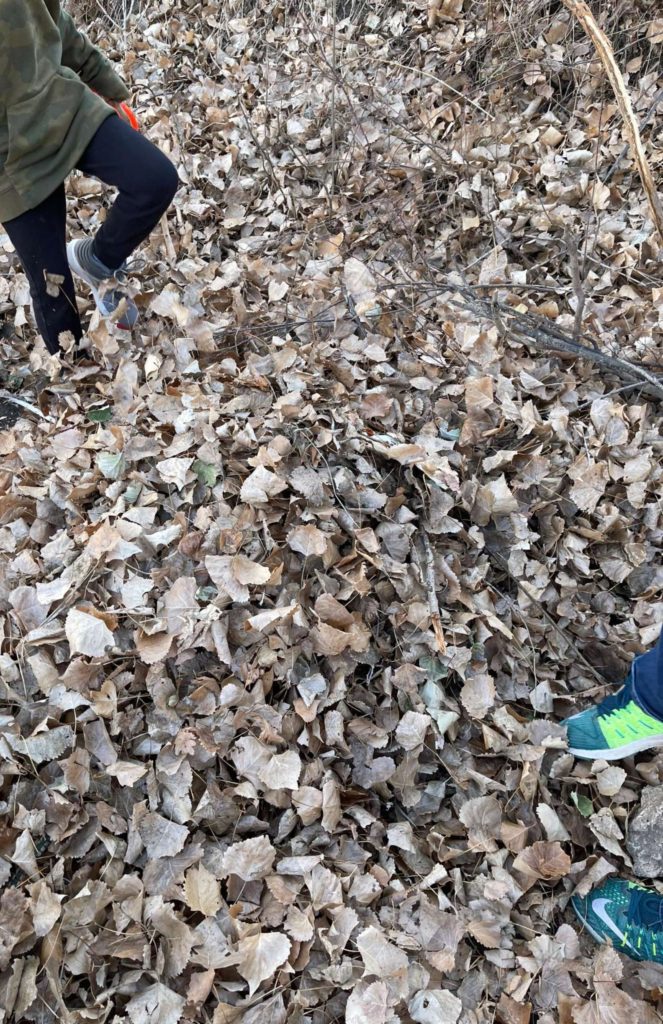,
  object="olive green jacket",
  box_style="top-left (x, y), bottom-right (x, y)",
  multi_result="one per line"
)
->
top-left (0, 0), bottom-right (130, 223)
